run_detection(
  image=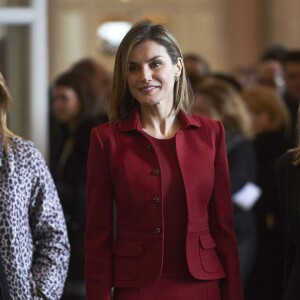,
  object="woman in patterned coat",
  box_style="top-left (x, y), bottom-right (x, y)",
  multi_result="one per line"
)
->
top-left (0, 72), bottom-right (70, 299)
